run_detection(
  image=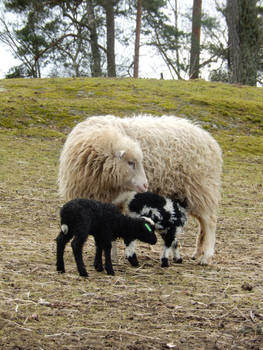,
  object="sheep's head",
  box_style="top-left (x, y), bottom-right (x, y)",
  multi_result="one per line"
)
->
top-left (61, 127), bottom-right (148, 202)
top-left (114, 147), bottom-right (148, 193)
top-left (101, 129), bottom-right (148, 195)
